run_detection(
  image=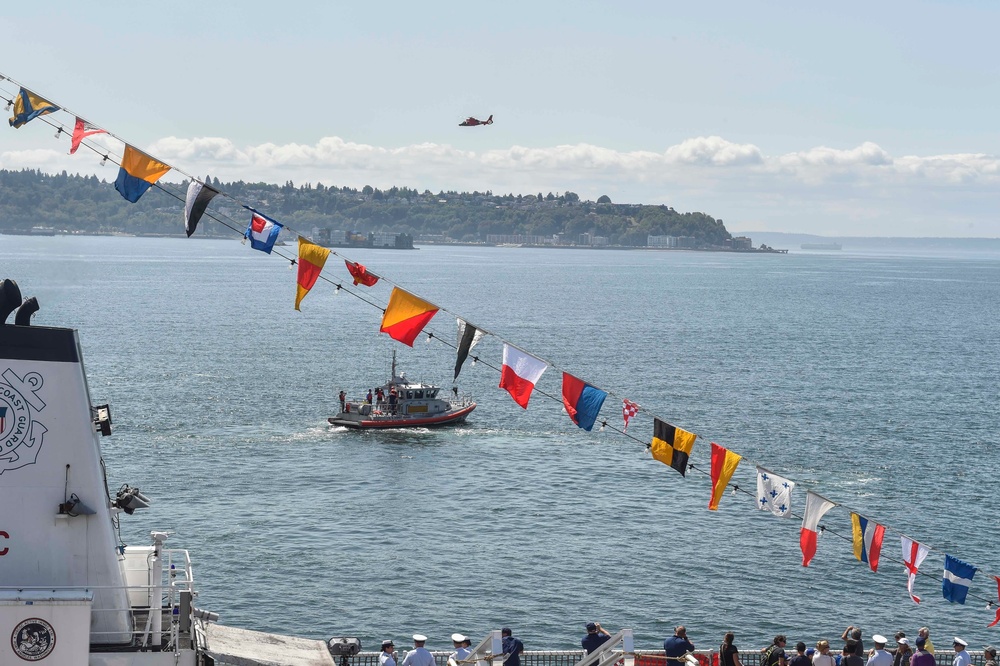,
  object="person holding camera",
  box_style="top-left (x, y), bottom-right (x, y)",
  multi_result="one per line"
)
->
top-left (582, 622), bottom-right (612, 654)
